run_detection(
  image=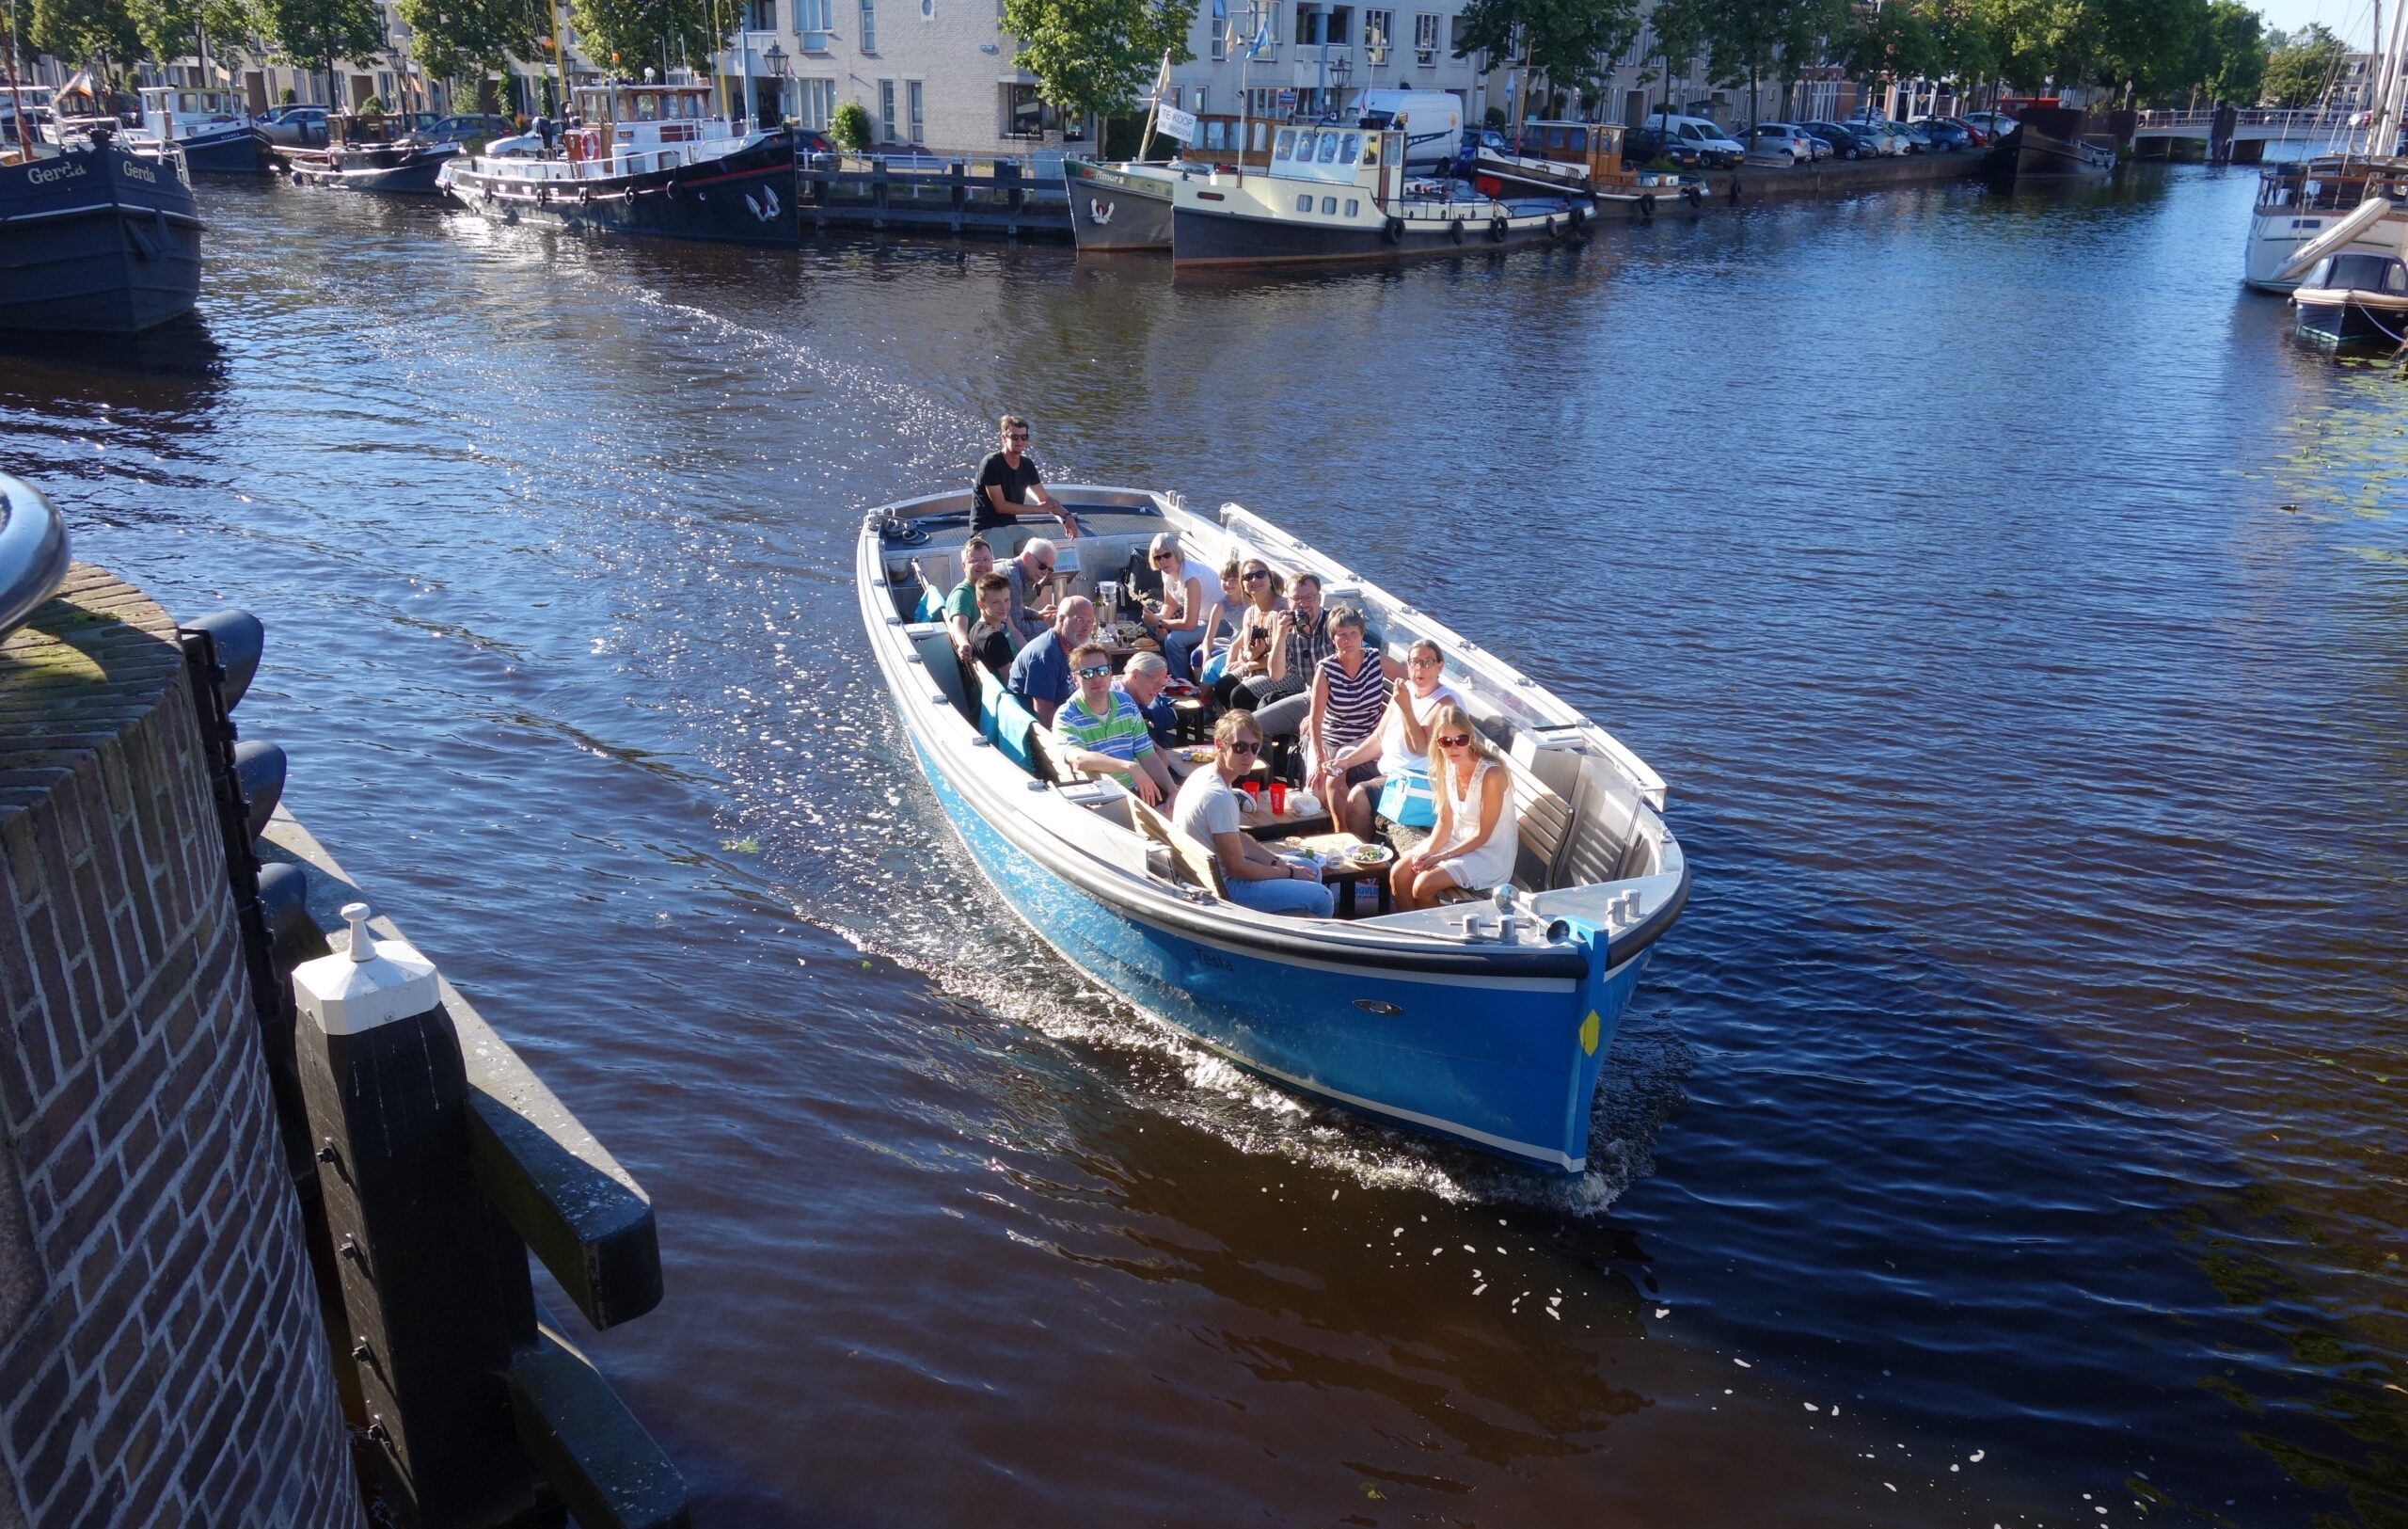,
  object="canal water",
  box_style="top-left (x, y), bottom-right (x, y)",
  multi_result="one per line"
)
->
top-left (6, 166), bottom-right (2404, 1527)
